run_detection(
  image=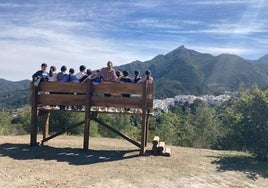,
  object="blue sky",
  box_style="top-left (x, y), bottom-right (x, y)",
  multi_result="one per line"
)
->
top-left (1, 0), bottom-right (268, 81)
